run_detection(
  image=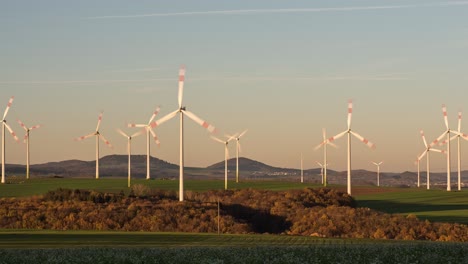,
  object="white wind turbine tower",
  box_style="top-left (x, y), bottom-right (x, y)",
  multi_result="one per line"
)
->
top-left (75, 112), bottom-right (112, 179)
top-left (372, 161), bottom-right (383, 187)
top-left (315, 161), bottom-right (328, 185)
top-left (418, 130), bottom-right (445, 190)
top-left (211, 135), bottom-right (236, 190)
top-left (231, 130), bottom-right (248, 183)
top-left (314, 128), bottom-right (337, 187)
top-left (432, 105), bottom-right (464, 191)
top-left (301, 152), bottom-right (304, 183)
top-left (1, 96), bottom-right (19, 184)
top-left (117, 128), bottom-right (144, 187)
top-left (17, 119), bottom-right (41, 180)
top-left (317, 100), bottom-right (375, 195)
top-left (150, 65), bottom-right (216, 202)
top-left (415, 157), bottom-right (421, 188)
top-left (440, 111), bottom-right (468, 191)
top-left (128, 107), bottom-right (161, 180)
